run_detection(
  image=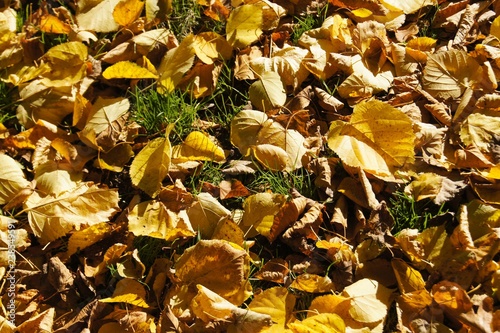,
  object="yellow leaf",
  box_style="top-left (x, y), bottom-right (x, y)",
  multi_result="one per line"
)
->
top-left (113, 0), bottom-right (144, 26)
top-left (290, 274), bottom-right (335, 293)
top-left (102, 61), bottom-right (158, 79)
top-left (193, 32), bottom-right (233, 64)
top-left (41, 41), bottom-right (88, 87)
top-left (249, 71), bottom-right (287, 111)
top-left (212, 217), bottom-right (245, 245)
top-left (422, 49), bottom-right (482, 100)
top-left (66, 222), bottom-right (112, 257)
top-left (100, 278), bottom-right (149, 308)
top-left (128, 200), bottom-right (196, 240)
top-left (327, 99), bottom-right (415, 178)
top-left (226, 3), bottom-right (264, 49)
top-left (230, 109), bottom-right (268, 156)
top-left (191, 285), bottom-right (273, 330)
top-left (16, 308), bottom-right (54, 333)
top-left (171, 131), bottom-right (225, 163)
top-left (404, 173), bottom-right (465, 205)
top-left (186, 192), bottom-right (230, 238)
top-left (288, 313), bottom-right (345, 333)
top-left (391, 258), bottom-right (425, 294)
top-left (242, 192), bottom-right (287, 237)
top-left (0, 153), bottom-right (30, 205)
top-left (130, 125), bottom-right (173, 198)
top-left (490, 15), bottom-right (500, 40)
top-left (34, 161), bottom-right (83, 197)
top-left (175, 239), bottom-right (252, 305)
top-left (308, 293), bottom-right (350, 314)
top-left (342, 278), bottom-right (393, 323)
top-left (97, 143), bottom-right (134, 172)
top-left (24, 182), bottom-right (120, 243)
top-left (248, 287), bottom-right (296, 328)
top-left (76, 0), bottom-right (122, 32)
top-left (251, 144), bottom-right (289, 171)
top-left (157, 34), bottom-right (196, 93)
top-left (460, 113), bottom-right (500, 156)
top-left (39, 14), bottom-right (71, 34)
